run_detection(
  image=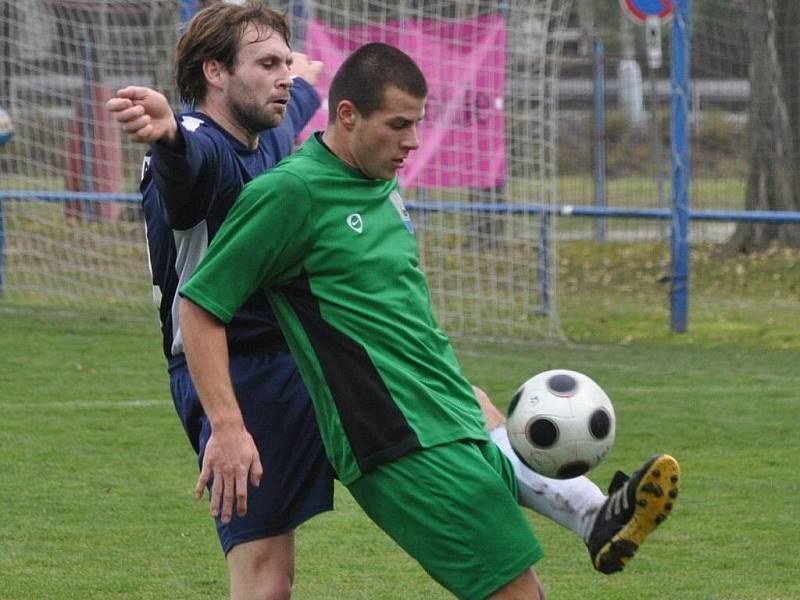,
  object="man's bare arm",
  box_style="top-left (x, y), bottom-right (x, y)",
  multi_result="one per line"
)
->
top-left (179, 298), bottom-right (263, 523)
